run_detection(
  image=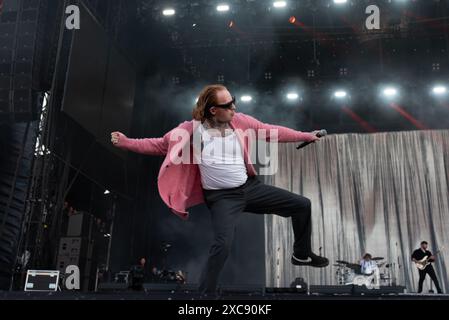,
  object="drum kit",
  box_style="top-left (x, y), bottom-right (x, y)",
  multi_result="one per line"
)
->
top-left (334, 257), bottom-right (394, 287)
